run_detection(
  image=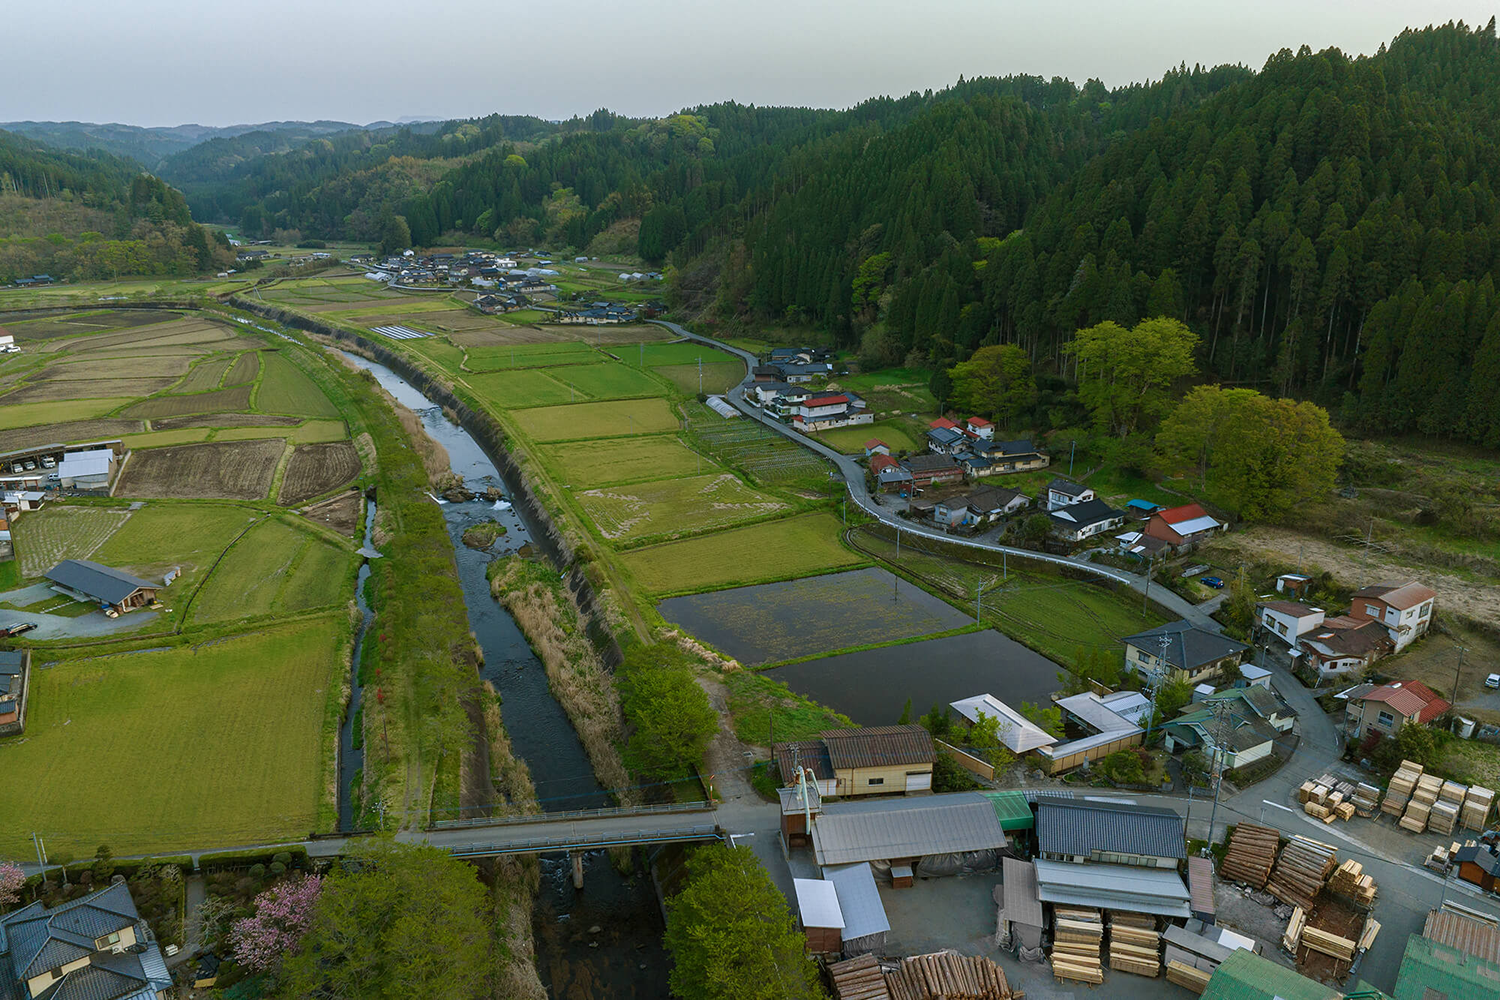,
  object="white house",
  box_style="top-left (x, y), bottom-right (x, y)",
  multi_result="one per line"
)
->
top-left (1350, 582), bottom-right (1436, 652)
top-left (1257, 601), bottom-right (1325, 650)
top-left (949, 694), bottom-right (1058, 754)
top-left (1047, 499), bottom-right (1125, 541)
top-left (964, 416), bottom-right (994, 440)
top-left (1046, 479), bottom-right (1095, 510)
